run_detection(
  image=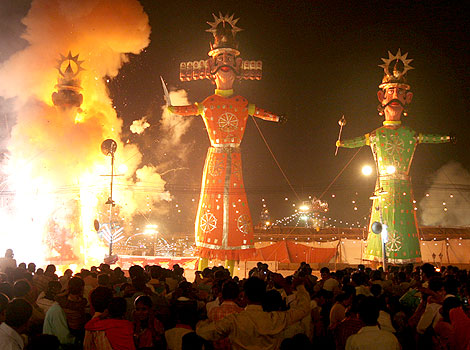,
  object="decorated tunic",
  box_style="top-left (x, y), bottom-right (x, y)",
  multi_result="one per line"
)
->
top-left (340, 123), bottom-right (450, 263)
top-left (170, 90), bottom-right (279, 260)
